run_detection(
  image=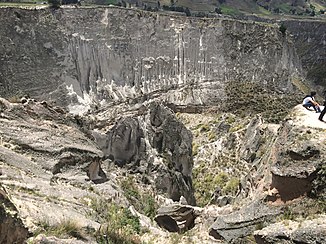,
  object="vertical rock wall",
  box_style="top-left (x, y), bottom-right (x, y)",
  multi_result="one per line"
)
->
top-left (0, 7), bottom-right (301, 107)
top-left (284, 19), bottom-right (326, 87)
